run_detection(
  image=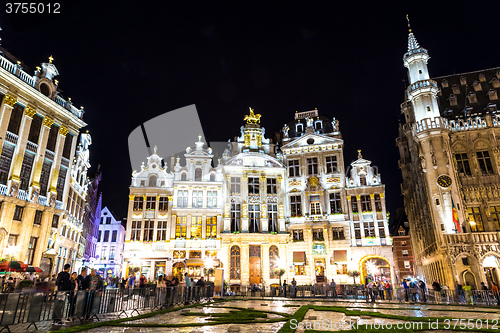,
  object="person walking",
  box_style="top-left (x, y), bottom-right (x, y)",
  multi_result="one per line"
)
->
top-left (366, 280), bottom-right (375, 303)
top-left (418, 280), bottom-right (427, 302)
top-left (378, 281), bottom-right (385, 300)
top-left (68, 272), bottom-right (79, 320)
top-left (463, 282), bottom-right (472, 305)
top-left (491, 282), bottom-right (499, 305)
top-left (403, 279), bottom-right (409, 302)
top-left (184, 273), bottom-right (191, 303)
top-left (127, 273), bottom-right (136, 288)
top-left (432, 280), bottom-right (441, 303)
top-left (385, 280), bottom-right (392, 300)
